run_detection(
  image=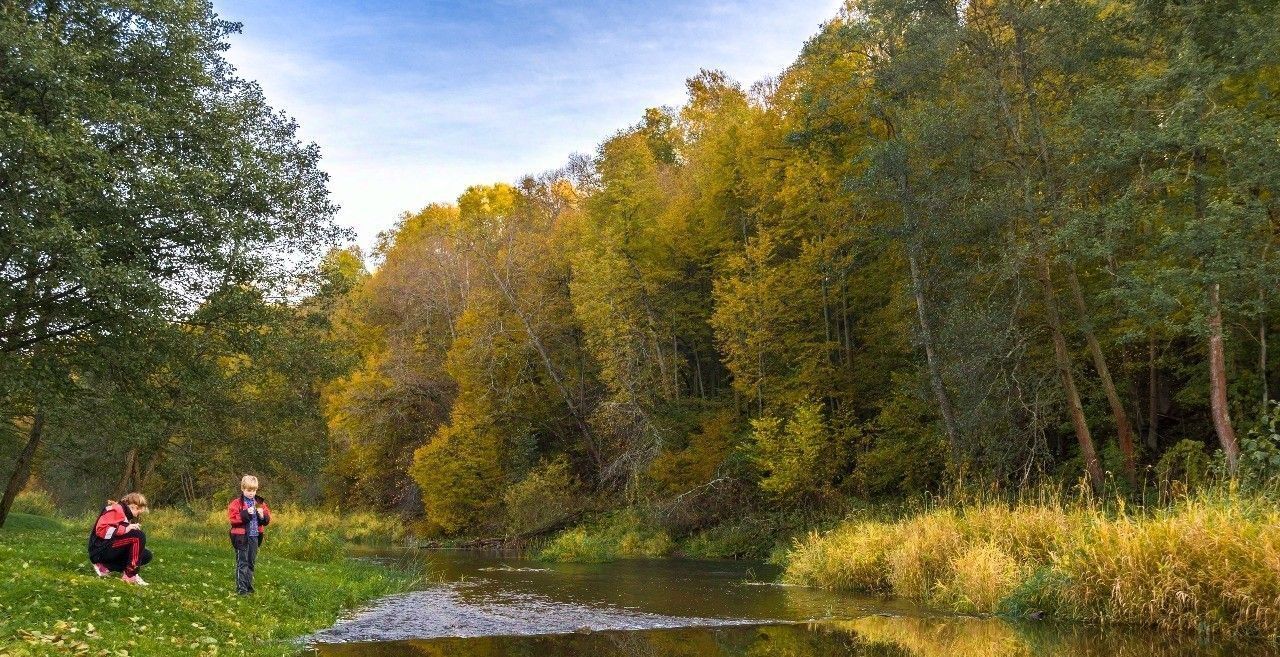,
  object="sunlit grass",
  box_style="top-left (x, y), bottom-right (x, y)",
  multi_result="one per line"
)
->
top-left (0, 513), bottom-right (414, 657)
top-left (141, 503), bottom-right (407, 563)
